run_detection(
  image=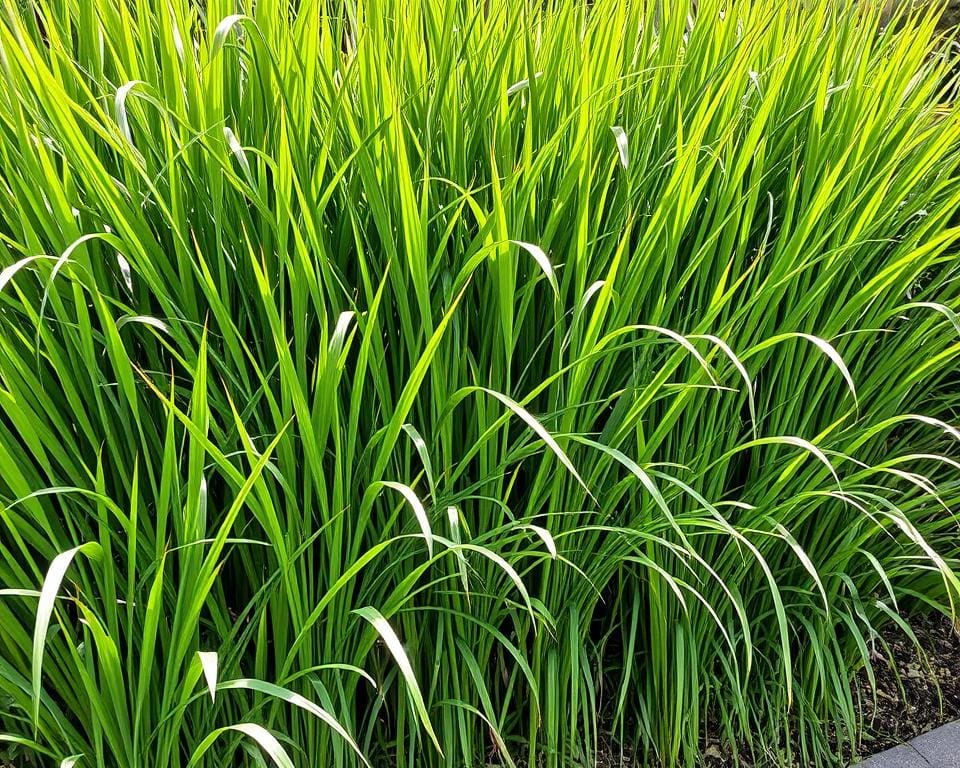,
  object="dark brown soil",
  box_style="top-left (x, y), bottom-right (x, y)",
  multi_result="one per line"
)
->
top-left (698, 611), bottom-right (960, 768)
top-left (854, 611), bottom-right (960, 755)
